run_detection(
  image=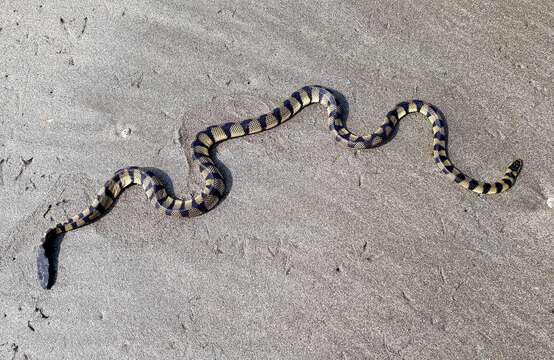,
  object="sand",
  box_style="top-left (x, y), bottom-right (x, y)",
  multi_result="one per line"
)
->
top-left (0, 1), bottom-right (552, 359)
